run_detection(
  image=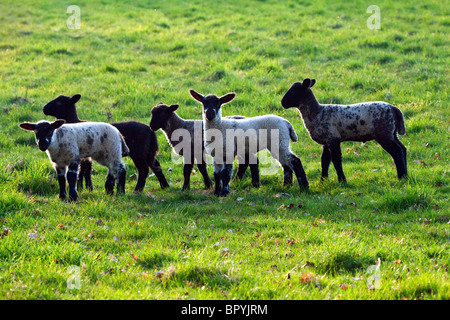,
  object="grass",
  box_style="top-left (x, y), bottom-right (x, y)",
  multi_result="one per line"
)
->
top-left (0, 0), bottom-right (448, 300)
